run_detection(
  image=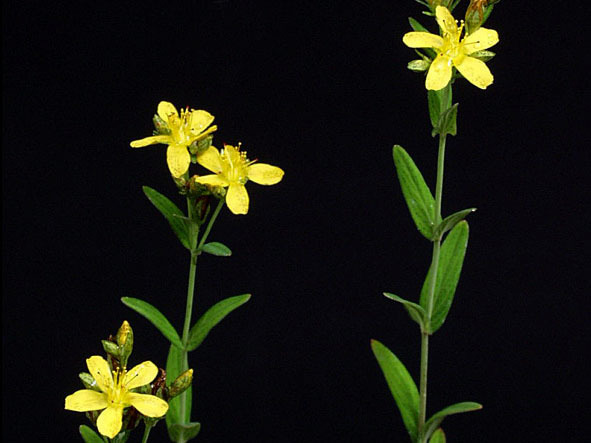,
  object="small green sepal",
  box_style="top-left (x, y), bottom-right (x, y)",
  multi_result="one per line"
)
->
top-left (432, 208), bottom-right (476, 240)
top-left (424, 402), bottom-right (482, 441)
top-left (121, 297), bottom-right (183, 350)
top-left (392, 145), bottom-right (436, 240)
top-left (200, 242), bottom-right (232, 257)
top-left (383, 292), bottom-right (427, 331)
top-left (186, 294), bottom-right (251, 351)
top-left (370, 339), bottom-right (419, 441)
